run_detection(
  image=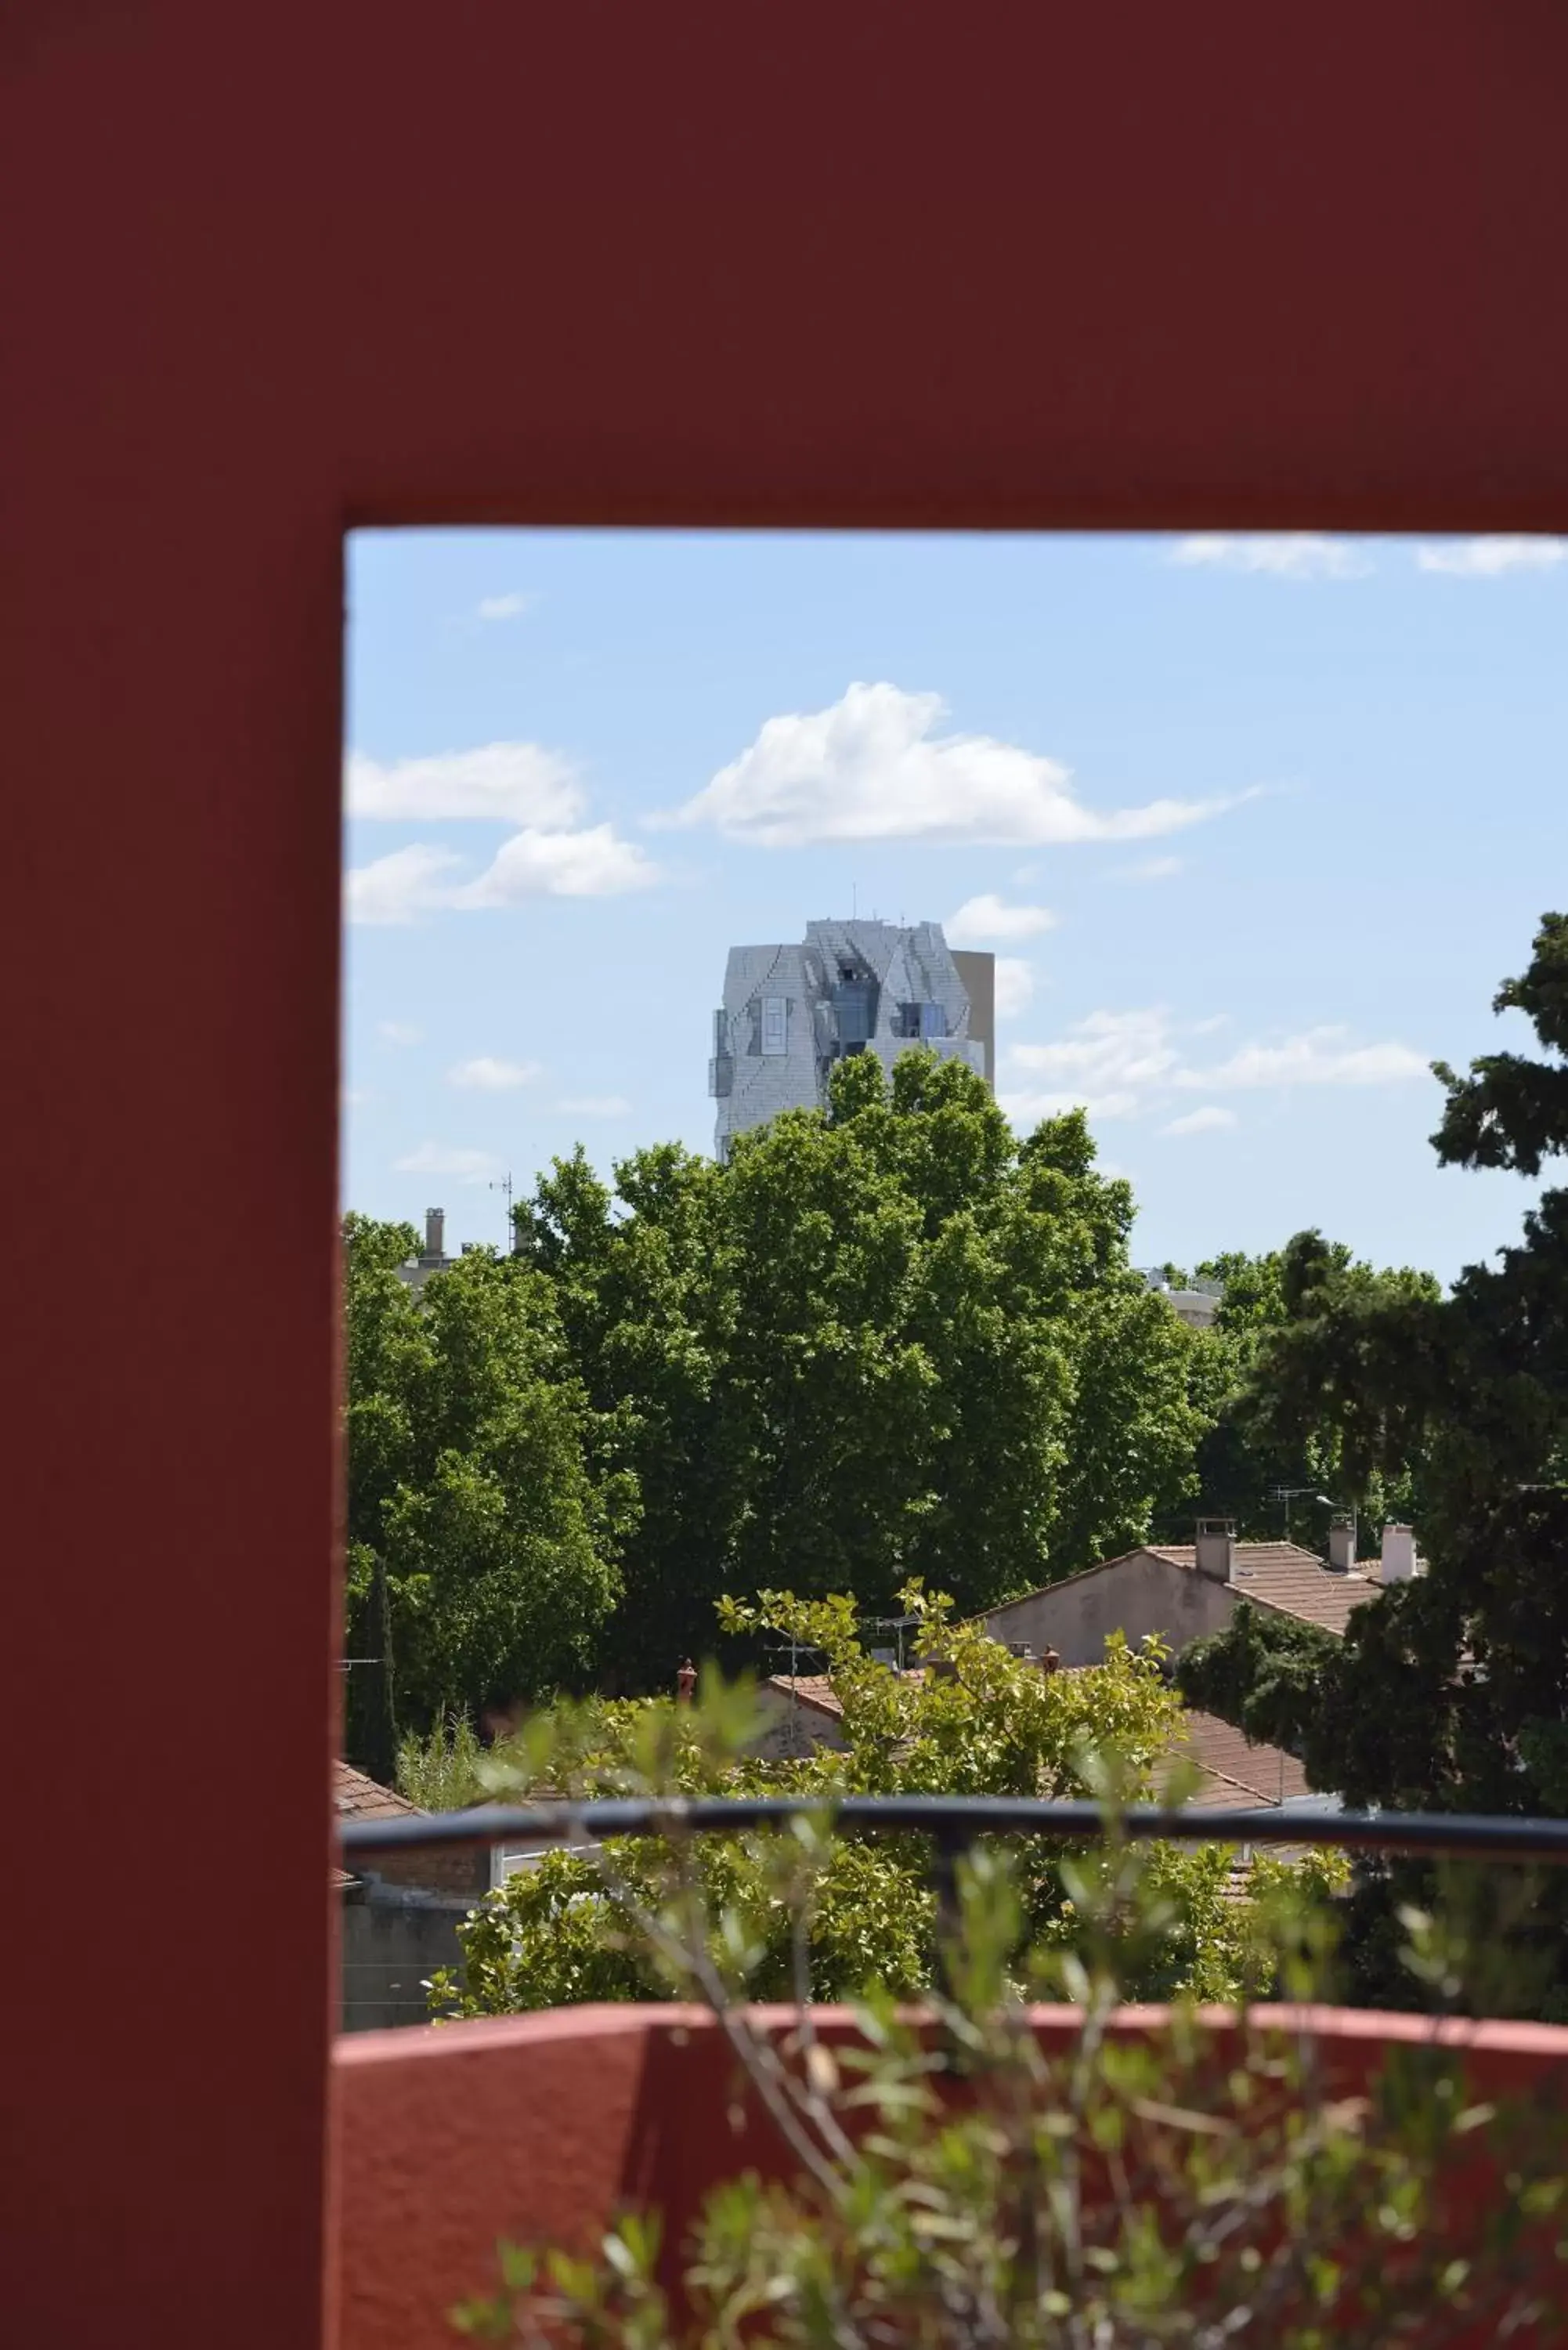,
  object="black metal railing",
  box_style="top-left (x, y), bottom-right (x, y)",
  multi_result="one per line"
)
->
top-left (340, 1793), bottom-right (1568, 1869)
